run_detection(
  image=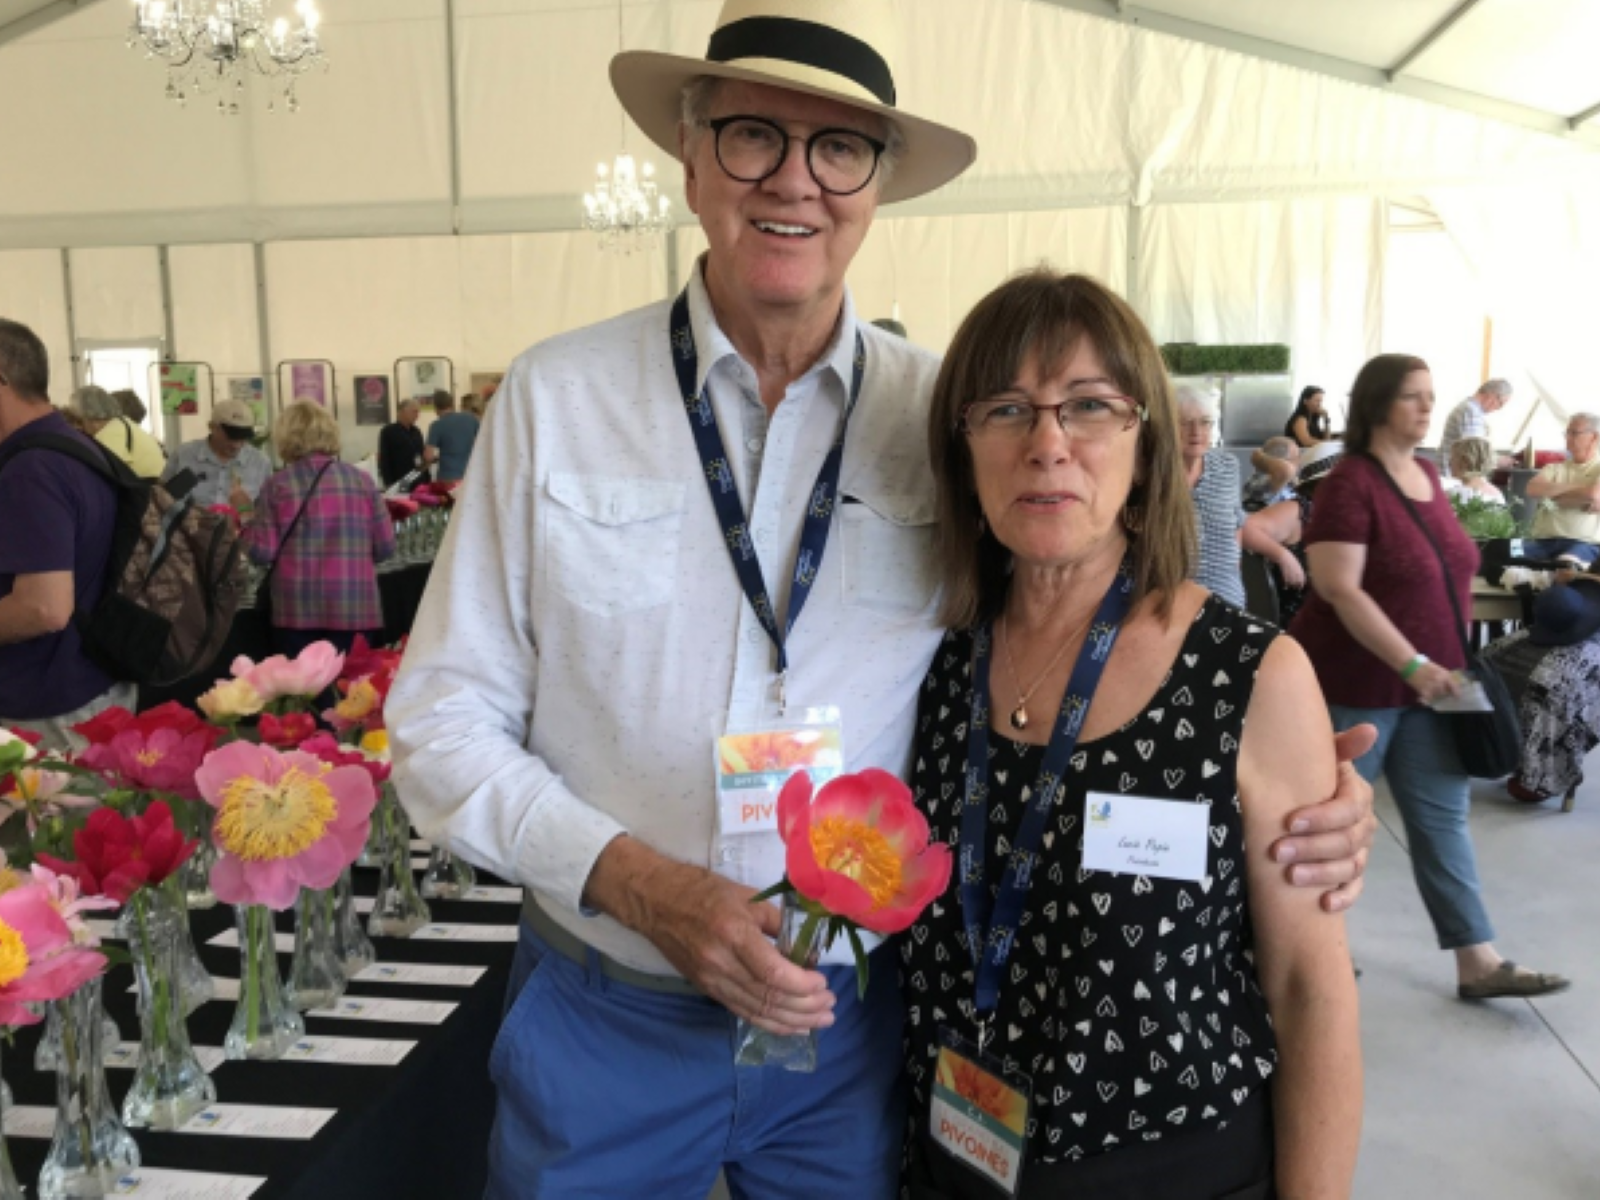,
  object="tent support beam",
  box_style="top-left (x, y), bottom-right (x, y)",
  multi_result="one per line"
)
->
top-left (254, 243), bottom-right (276, 430)
top-left (444, 0), bottom-right (463, 234)
top-left (158, 245), bottom-right (180, 448)
top-left (1029, 0), bottom-right (1595, 143)
top-left (1386, 0), bottom-right (1483, 81)
top-left (0, 0), bottom-right (106, 49)
top-left (60, 249), bottom-right (82, 391)
top-left (1570, 100), bottom-right (1600, 131)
